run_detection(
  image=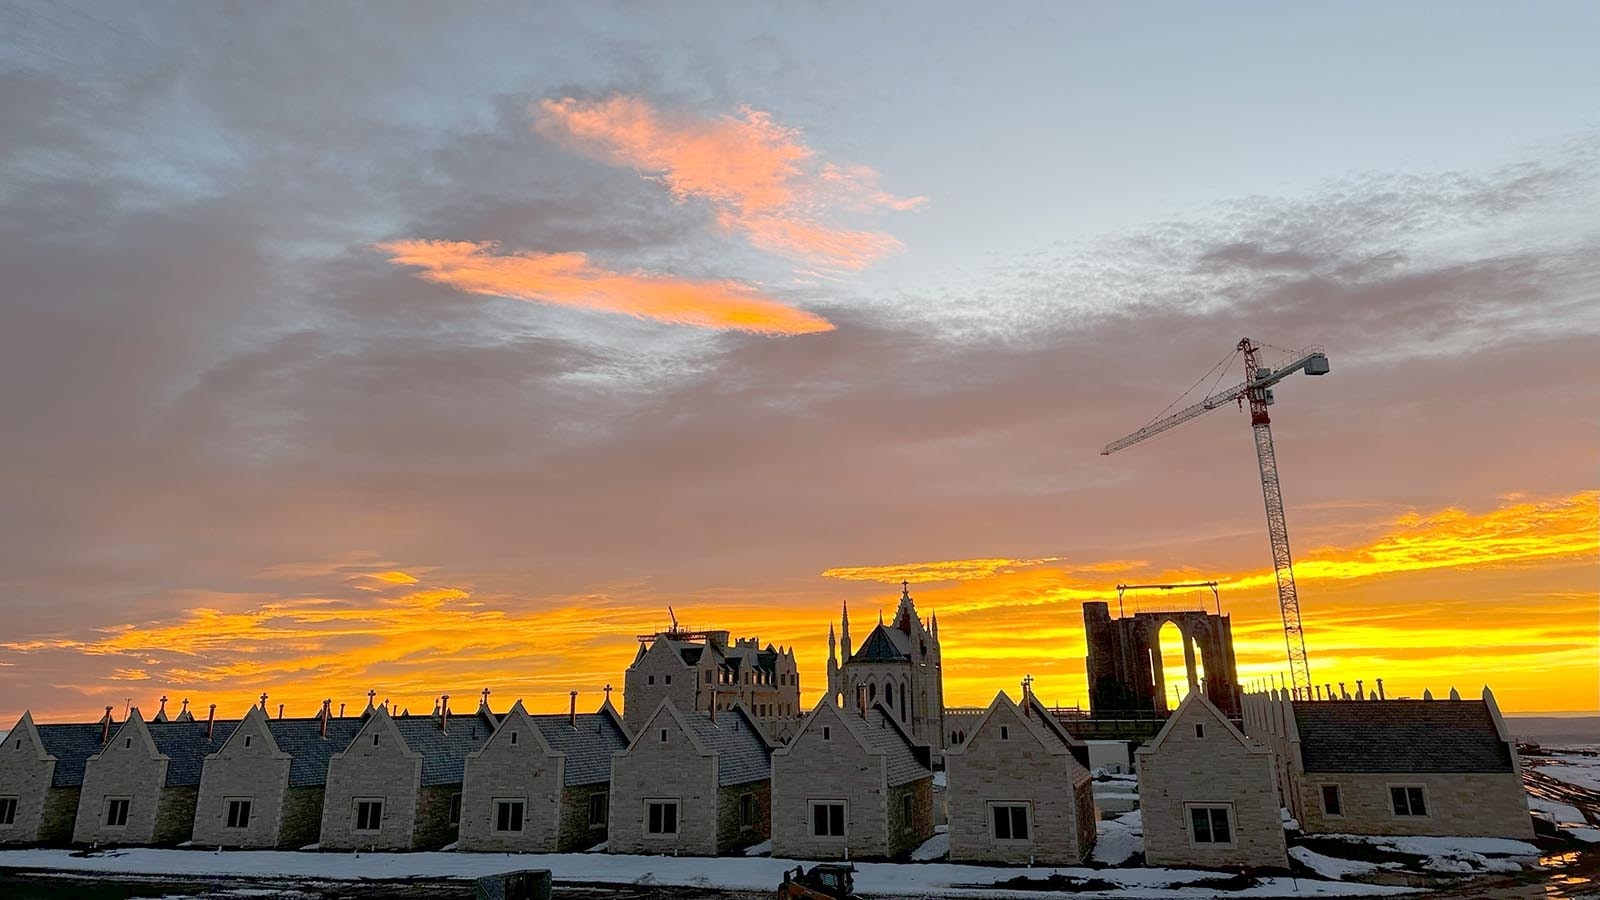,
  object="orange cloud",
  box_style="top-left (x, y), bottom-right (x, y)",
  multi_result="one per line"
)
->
top-left (377, 240), bottom-right (833, 335)
top-left (535, 95), bottom-right (924, 269)
top-left (822, 557), bottom-right (1063, 584)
